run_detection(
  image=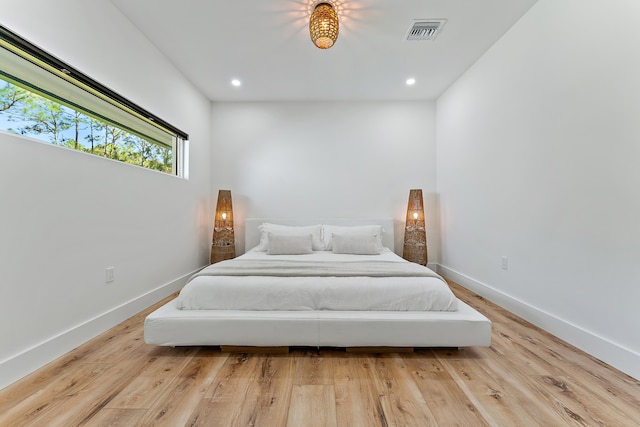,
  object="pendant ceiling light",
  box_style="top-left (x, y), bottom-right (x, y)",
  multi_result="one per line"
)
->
top-left (310, 2), bottom-right (339, 49)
